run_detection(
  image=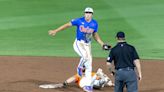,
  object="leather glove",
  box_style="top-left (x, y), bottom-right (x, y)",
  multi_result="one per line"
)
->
top-left (102, 44), bottom-right (112, 50)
